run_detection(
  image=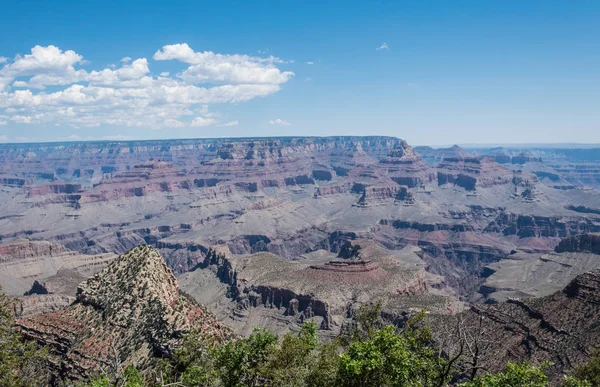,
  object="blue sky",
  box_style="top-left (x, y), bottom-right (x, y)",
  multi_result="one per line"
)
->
top-left (0, 0), bottom-right (599, 145)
